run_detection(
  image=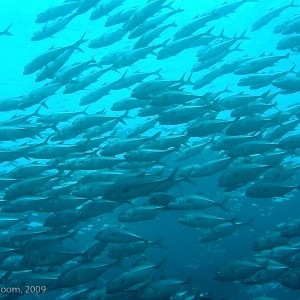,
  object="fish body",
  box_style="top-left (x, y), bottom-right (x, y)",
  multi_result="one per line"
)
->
top-left (138, 278), bottom-right (190, 299)
top-left (169, 194), bottom-right (227, 211)
top-left (200, 221), bottom-right (250, 242)
top-left (253, 231), bottom-right (291, 251)
top-left (118, 205), bottom-right (164, 222)
top-left (179, 157), bottom-right (234, 178)
top-left (246, 182), bottom-right (299, 198)
top-left (106, 263), bottom-right (160, 294)
top-left (0, 23), bottom-right (13, 36)
top-left (90, 0), bottom-right (125, 20)
top-left (252, 1), bottom-right (297, 31)
top-left (218, 164), bottom-right (271, 189)
top-left (31, 14), bottom-right (76, 41)
top-left (58, 262), bottom-right (113, 288)
top-left (96, 225), bottom-right (145, 243)
top-left (178, 212), bottom-right (235, 228)
top-left (234, 53), bottom-right (290, 74)
top-left (214, 259), bottom-right (265, 281)
top-left (36, 2), bottom-right (79, 23)
top-left (88, 28), bottom-right (127, 48)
